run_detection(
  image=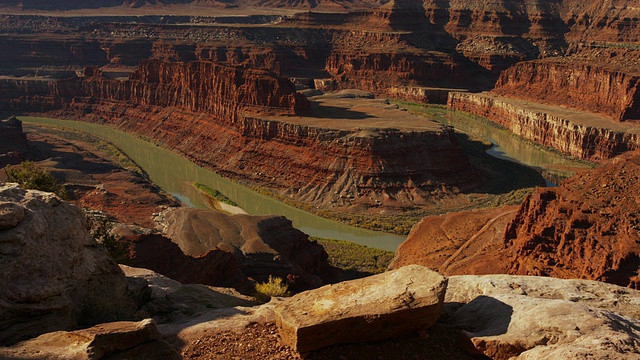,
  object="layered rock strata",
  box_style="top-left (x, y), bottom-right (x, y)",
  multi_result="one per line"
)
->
top-left (448, 91), bottom-right (640, 161)
top-left (391, 151), bottom-right (640, 289)
top-left (493, 51), bottom-right (640, 122)
top-left (3, 60), bottom-right (482, 211)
